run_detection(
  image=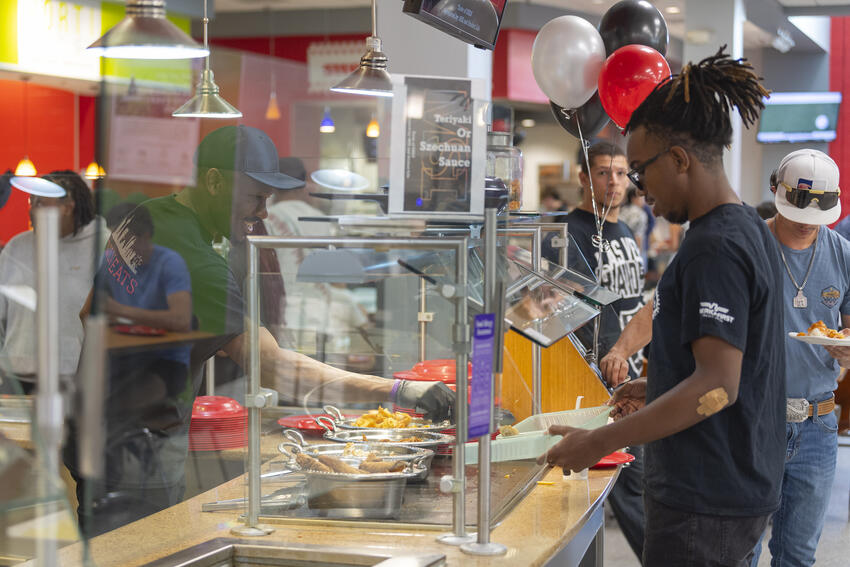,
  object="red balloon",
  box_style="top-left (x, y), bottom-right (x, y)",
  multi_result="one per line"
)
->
top-left (597, 44), bottom-right (671, 129)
